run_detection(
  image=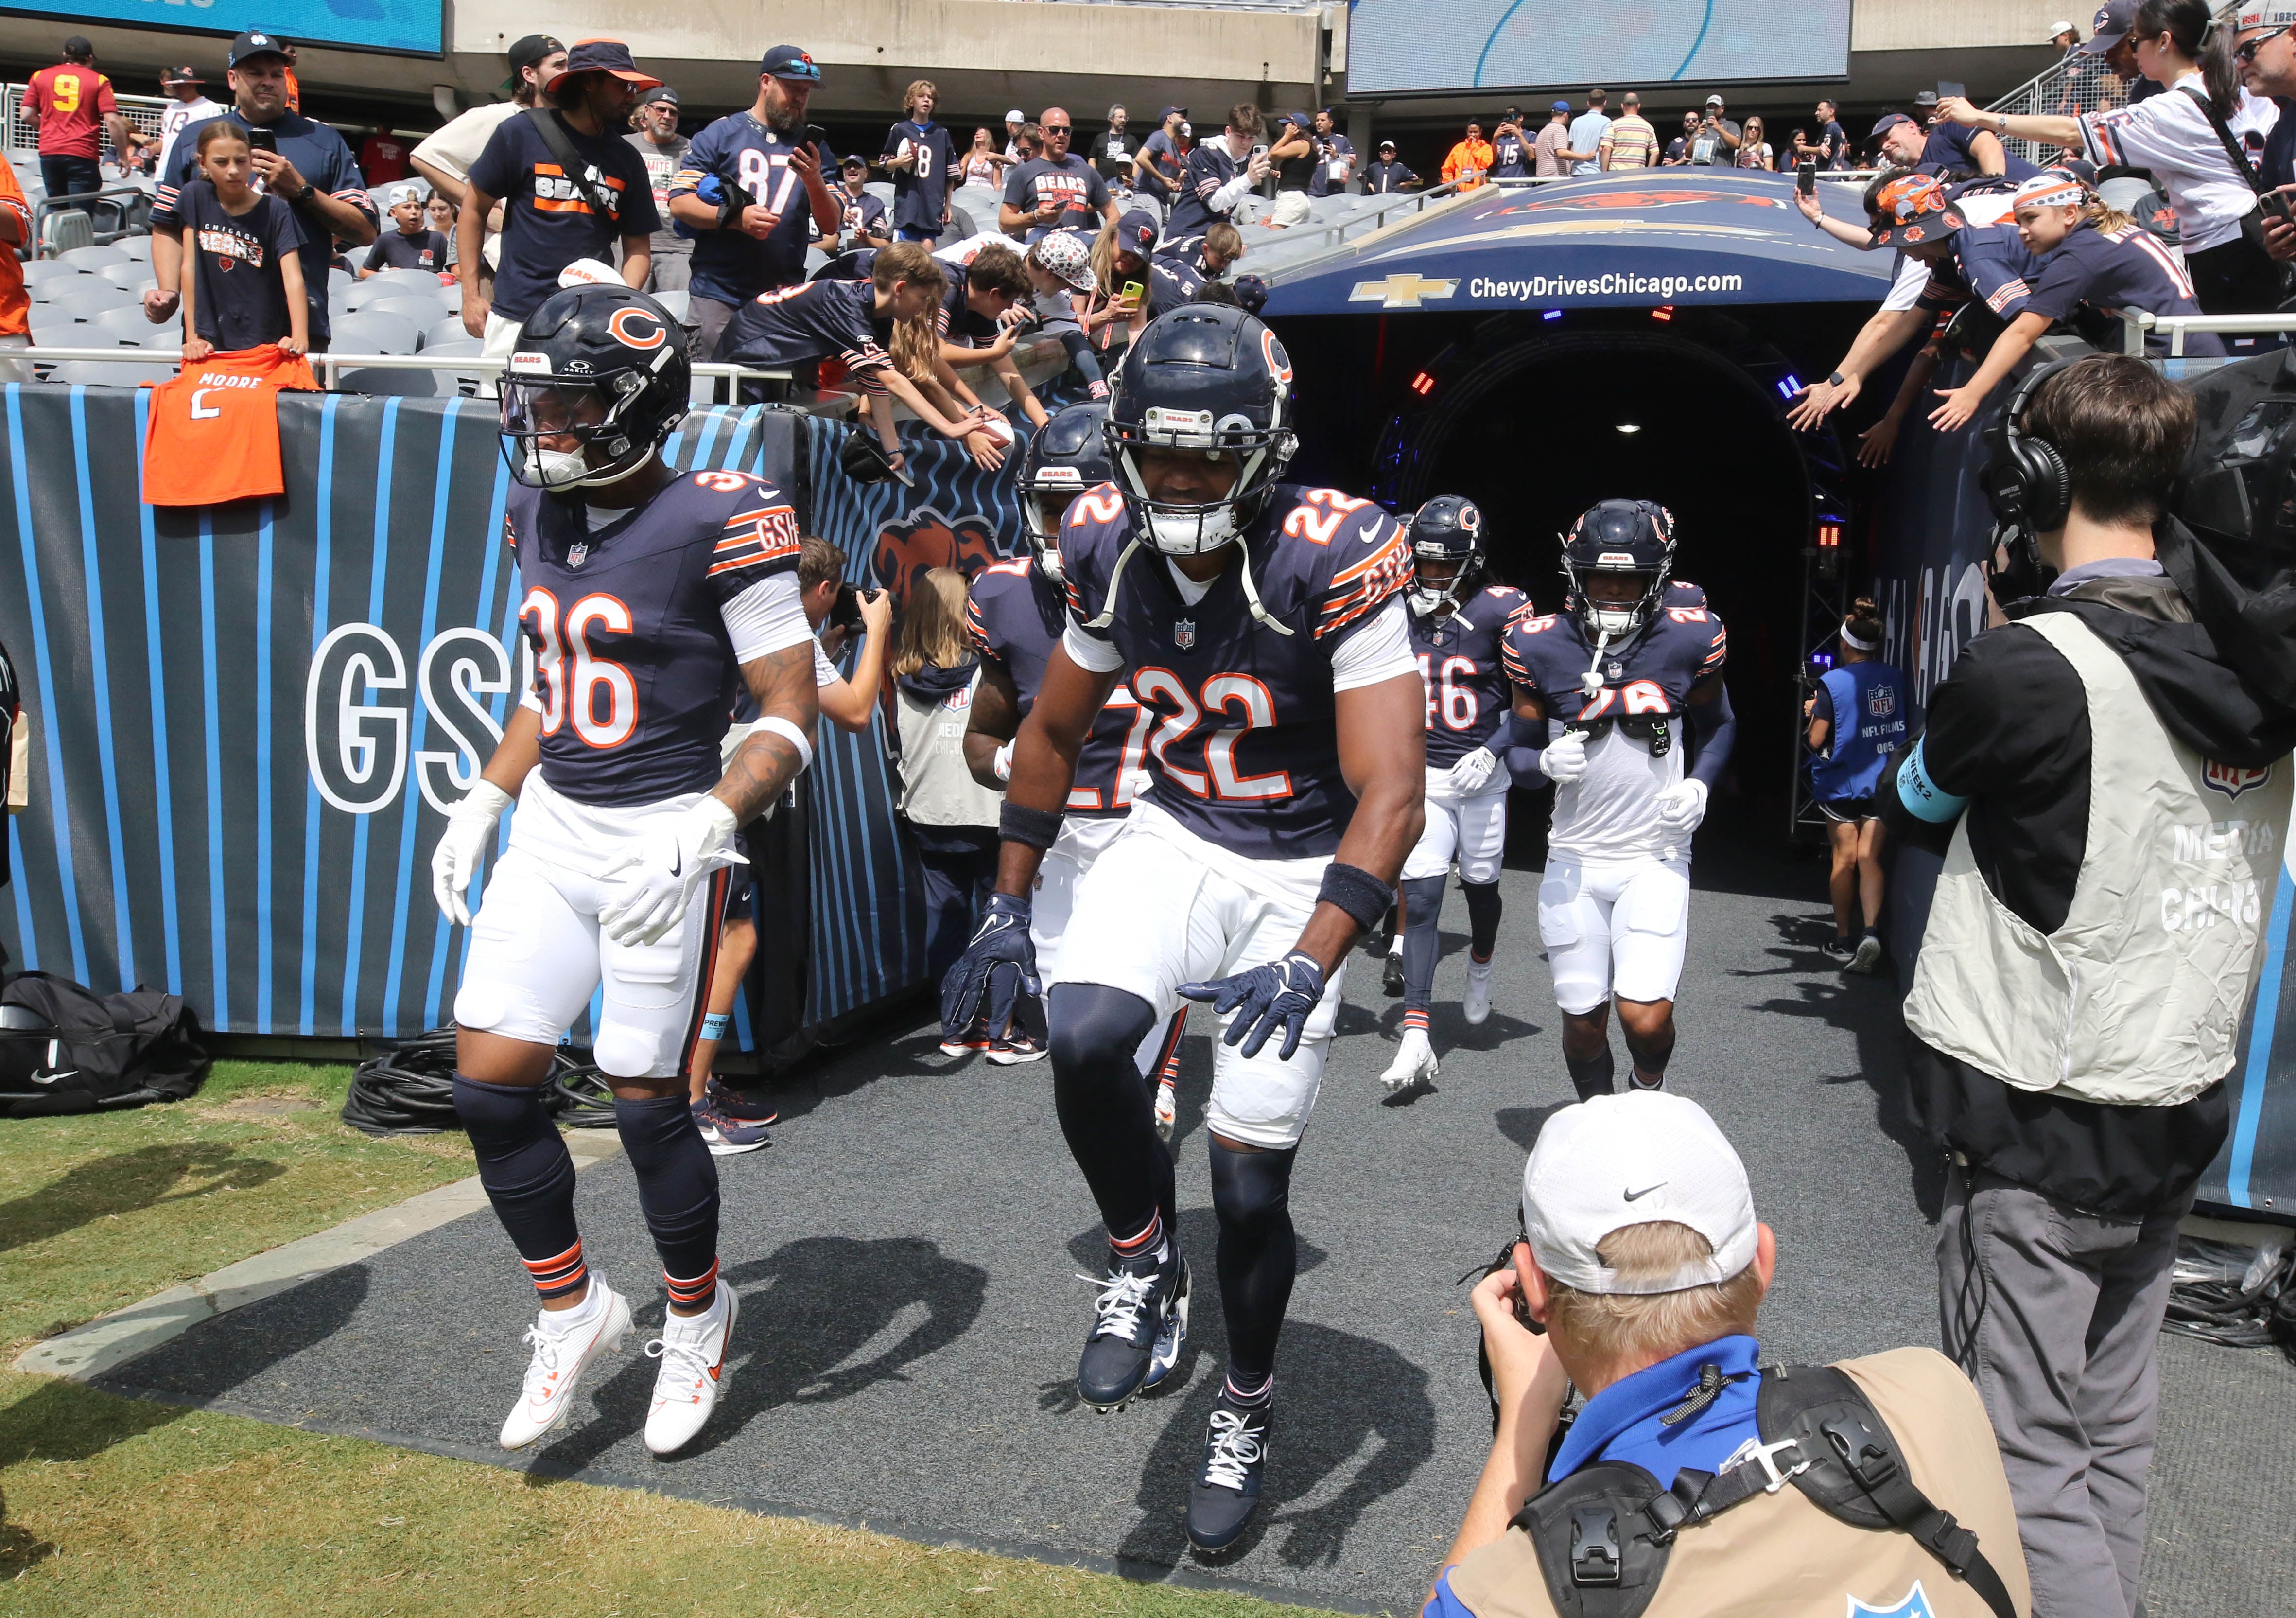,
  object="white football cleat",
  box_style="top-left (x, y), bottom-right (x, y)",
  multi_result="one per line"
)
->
top-left (644, 1285), bottom-right (739, 1456)
top-left (1463, 960), bottom-right (1494, 1026)
top-left (499, 1275), bottom-right (631, 1451)
top-left (1380, 1027), bottom-right (1438, 1095)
